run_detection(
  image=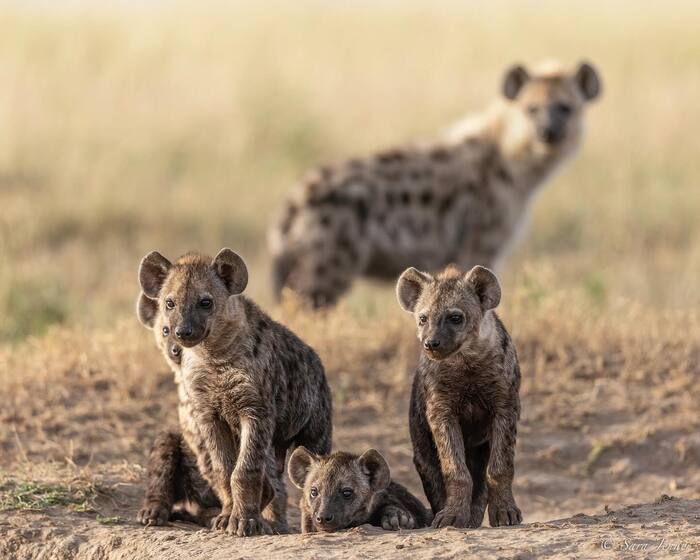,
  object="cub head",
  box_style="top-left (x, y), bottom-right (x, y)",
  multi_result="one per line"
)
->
top-left (288, 447), bottom-right (390, 532)
top-left (138, 248), bottom-right (248, 348)
top-left (502, 60), bottom-right (601, 151)
top-left (396, 264), bottom-right (501, 361)
top-left (137, 292), bottom-right (182, 365)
